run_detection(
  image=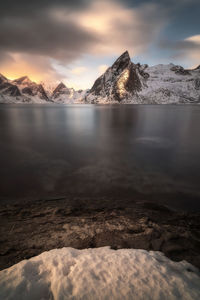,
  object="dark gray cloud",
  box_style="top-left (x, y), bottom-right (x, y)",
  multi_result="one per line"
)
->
top-left (0, 0), bottom-right (98, 62)
top-left (160, 39), bottom-right (200, 51)
top-left (0, 17), bottom-right (97, 61)
top-left (158, 37), bottom-right (200, 65)
top-left (0, 0), bottom-right (91, 17)
top-left (0, 0), bottom-right (199, 78)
